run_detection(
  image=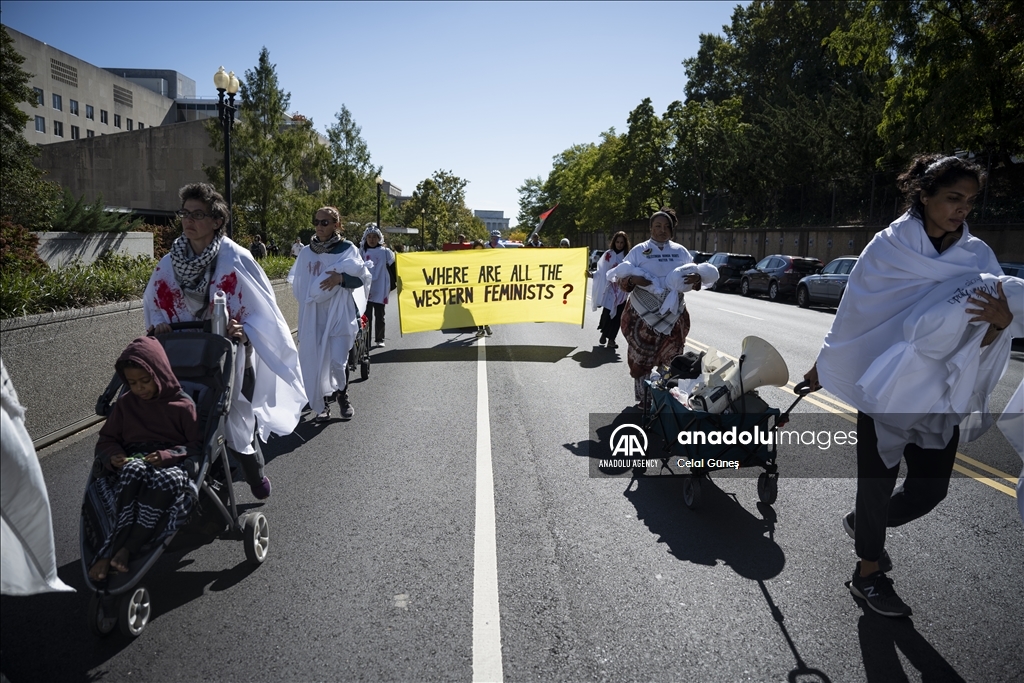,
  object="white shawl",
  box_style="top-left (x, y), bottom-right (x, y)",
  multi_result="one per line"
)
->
top-left (592, 249), bottom-right (626, 312)
top-left (288, 243), bottom-right (370, 414)
top-left (816, 212), bottom-right (1016, 466)
top-left (1, 360), bottom-right (73, 595)
top-left (144, 238), bottom-right (306, 452)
